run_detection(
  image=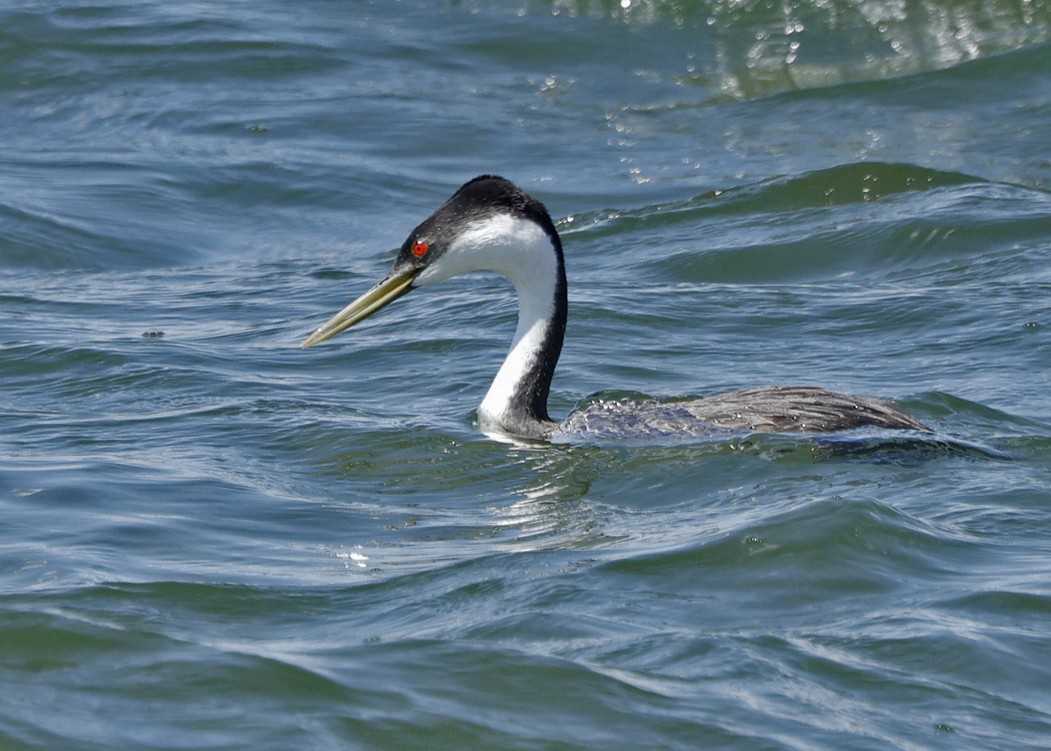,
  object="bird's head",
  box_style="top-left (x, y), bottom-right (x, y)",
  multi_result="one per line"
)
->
top-left (301, 175), bottom-right (562, 348)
